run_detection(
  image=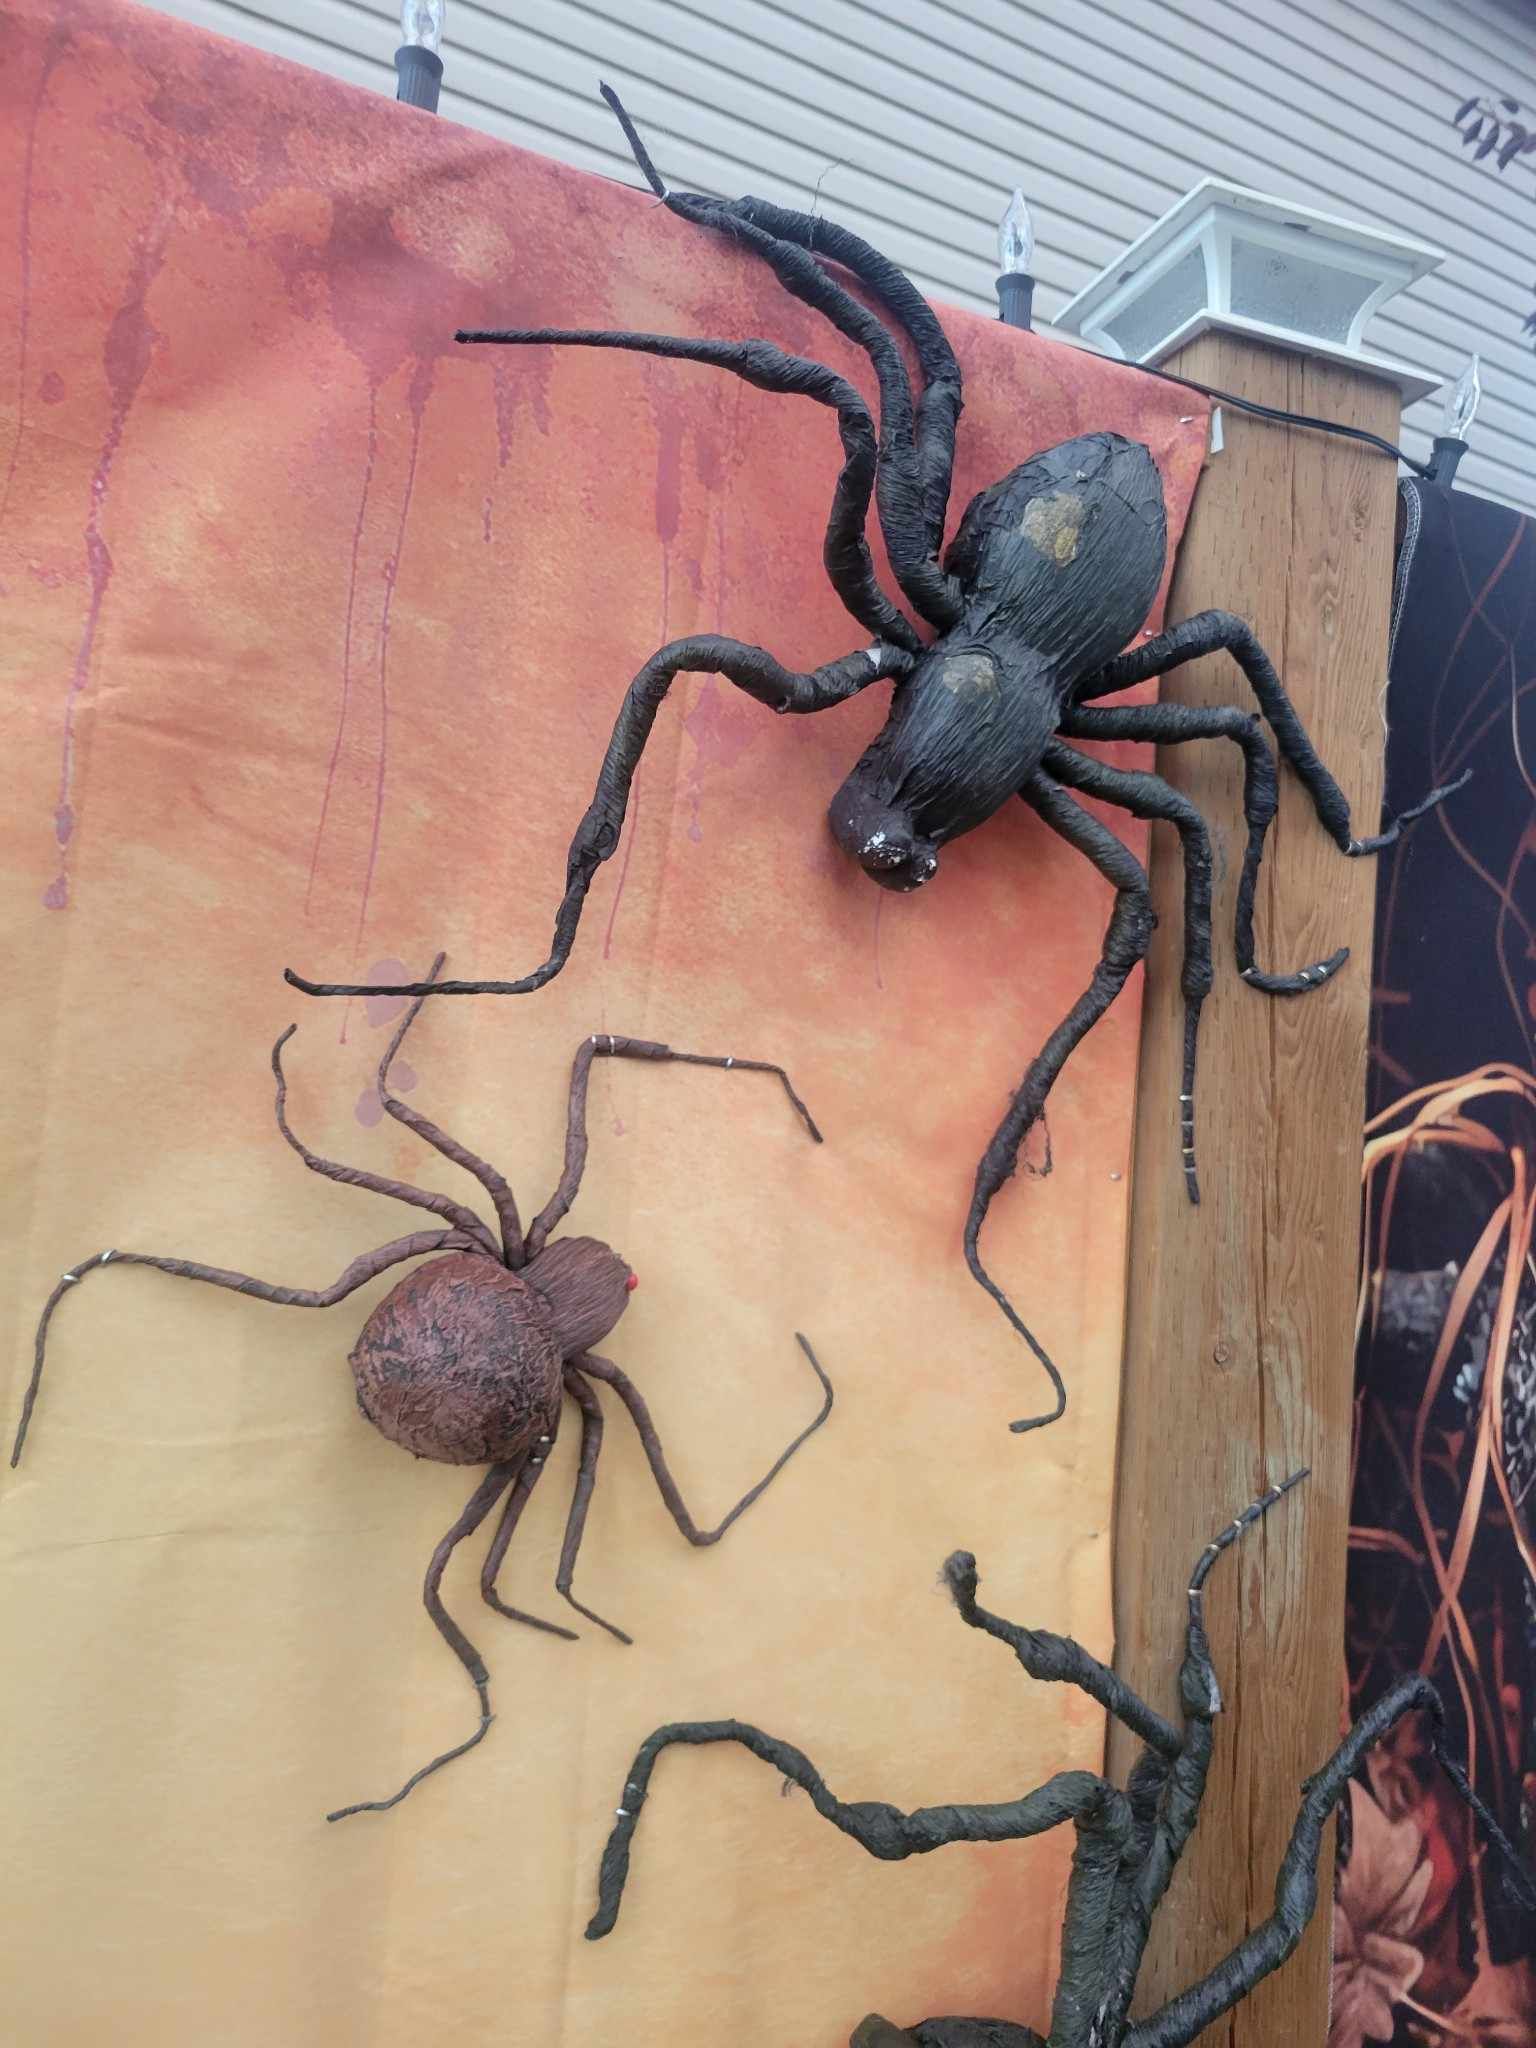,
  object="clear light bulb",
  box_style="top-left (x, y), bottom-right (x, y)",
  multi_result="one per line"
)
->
top-left (400, 0), bottom-right (443, 52)
top-left (1444, 353), bottom-right (1482, 441)
top-left (998, 189), bottom-right (1034, 276)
